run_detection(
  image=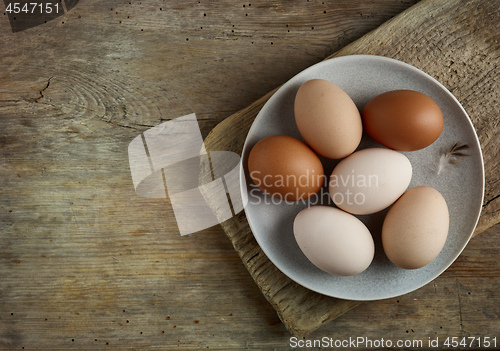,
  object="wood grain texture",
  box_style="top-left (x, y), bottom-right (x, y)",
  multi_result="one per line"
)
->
top-left (202, 0), bottom-right (500, 337)
top-left (0, 0), bottom-right (498, 349)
